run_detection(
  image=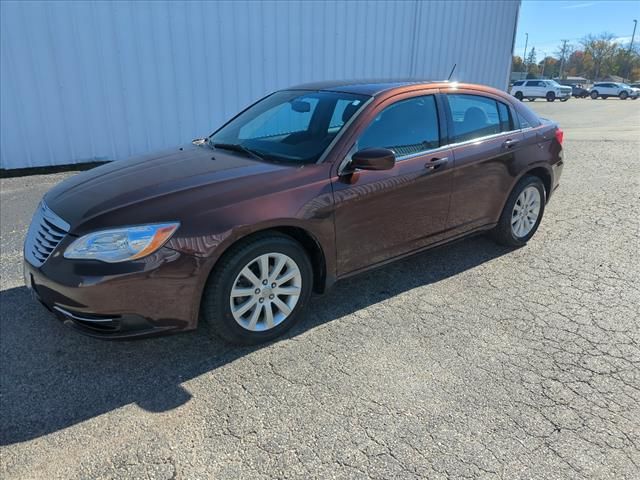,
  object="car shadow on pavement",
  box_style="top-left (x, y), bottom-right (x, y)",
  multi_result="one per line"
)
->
top-left (0, 235), bottom-right (513, 445)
